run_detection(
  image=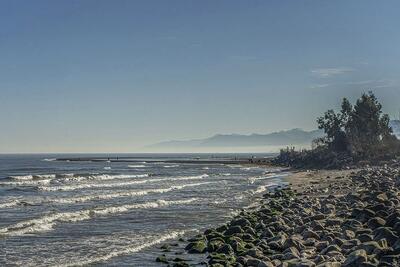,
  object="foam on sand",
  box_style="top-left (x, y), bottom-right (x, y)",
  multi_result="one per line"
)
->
top-left (0, 198), bottom-right (197, 237)
top-left (247, 172), bottom-right (289, 184)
